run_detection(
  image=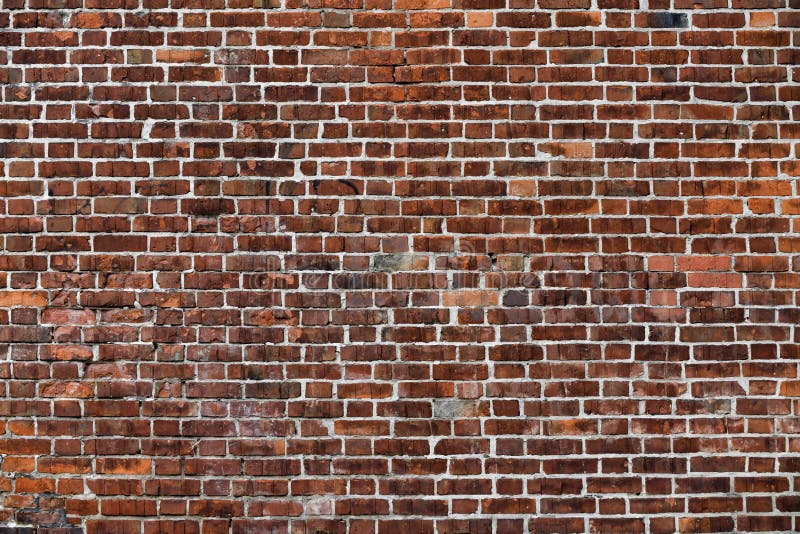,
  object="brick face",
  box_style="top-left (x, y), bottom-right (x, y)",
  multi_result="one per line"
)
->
top-left (0, 0), bottom-right (799, 532)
